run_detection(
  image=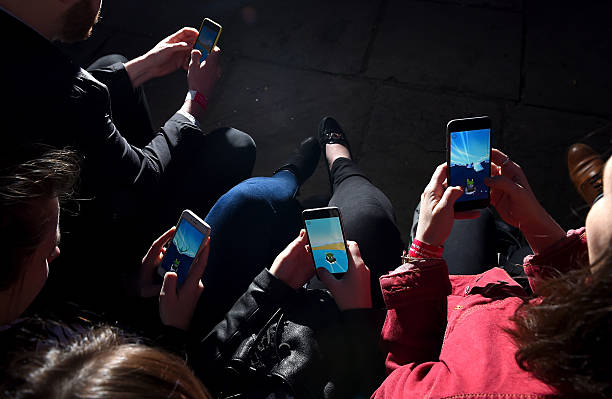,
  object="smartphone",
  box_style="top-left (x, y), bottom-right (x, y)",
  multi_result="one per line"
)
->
top-left (302, 207), bottom-right (349, 279)
top-left (194, 18), bottom-right (222, 62)
top-left (446, 116), bottom-right (492, 212)
top-left (157, 210), bottom-right (211, 285)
